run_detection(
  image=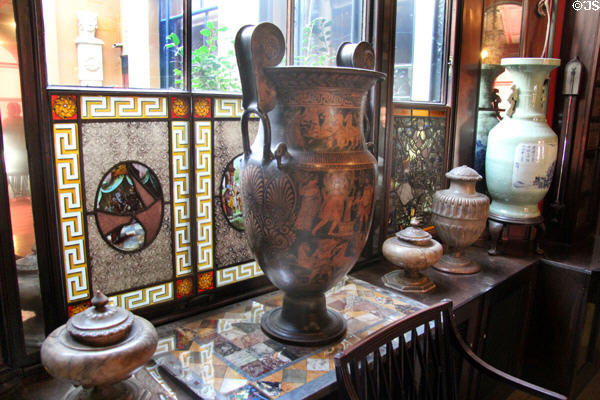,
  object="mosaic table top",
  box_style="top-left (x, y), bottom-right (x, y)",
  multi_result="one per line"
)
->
top-left (149, 277), bottom-right (425, 399)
